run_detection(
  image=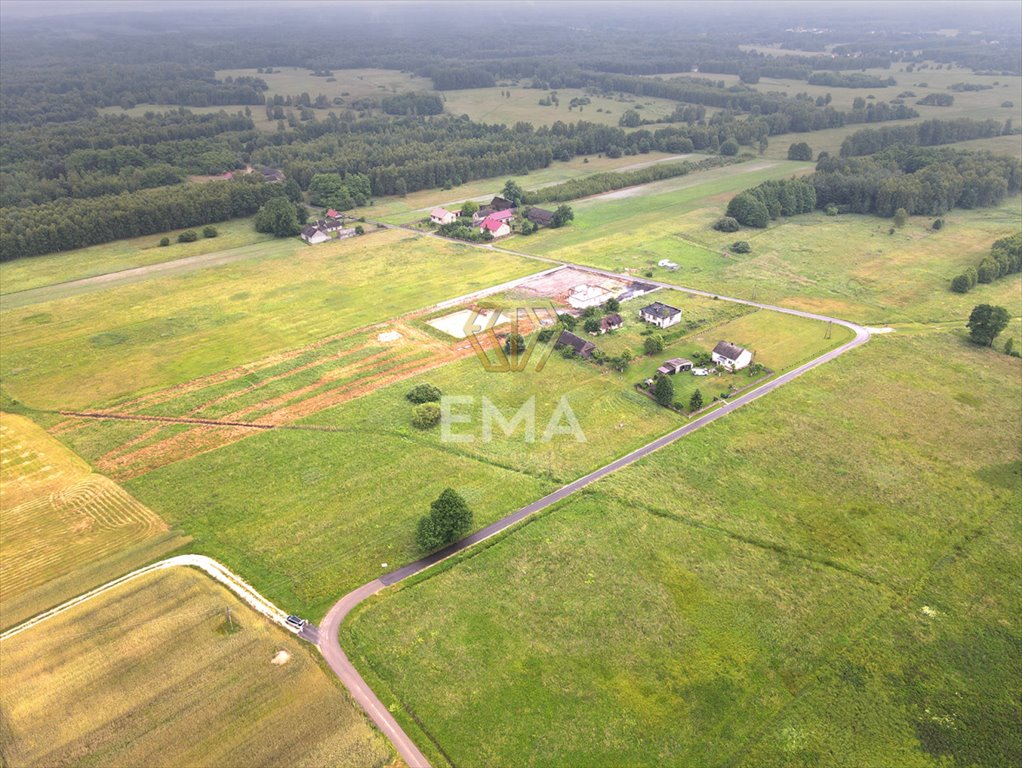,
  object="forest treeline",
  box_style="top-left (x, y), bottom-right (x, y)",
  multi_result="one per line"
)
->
top-left (0, 176), bottom-right (295, 261)
top-left (839, 118), bottom-right (1011, 156)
